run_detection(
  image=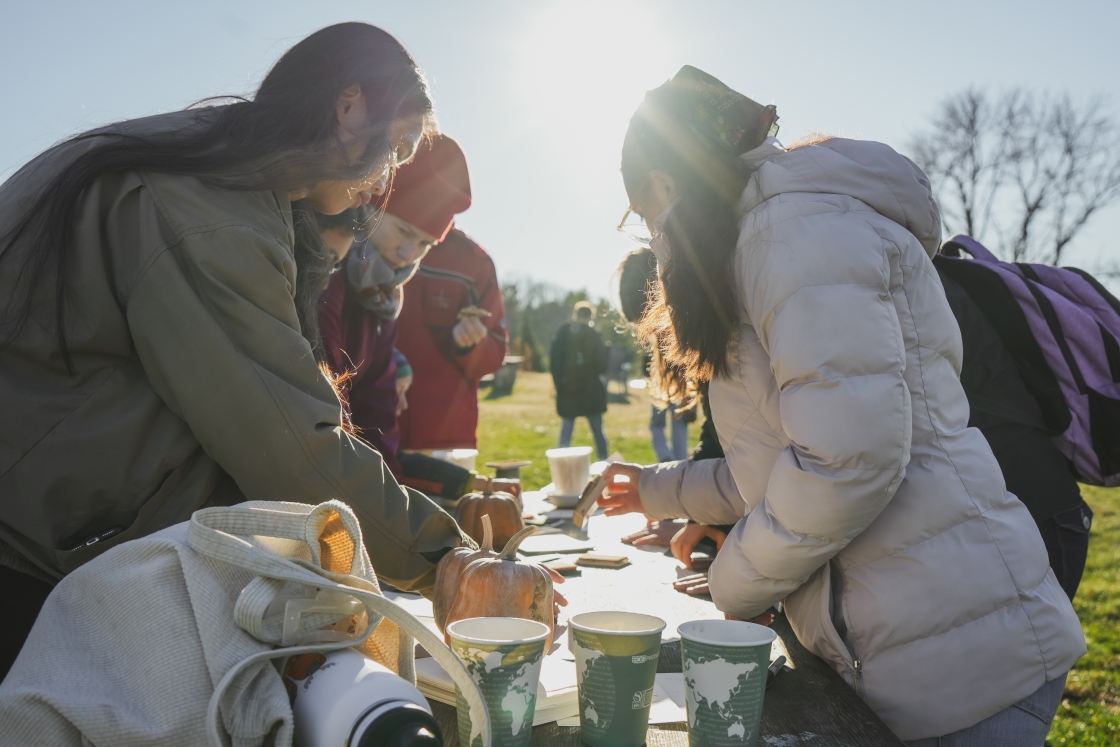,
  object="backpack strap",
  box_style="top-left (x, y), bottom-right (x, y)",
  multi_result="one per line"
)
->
top-left (941, 234), bottom-right (999, 262)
